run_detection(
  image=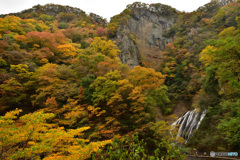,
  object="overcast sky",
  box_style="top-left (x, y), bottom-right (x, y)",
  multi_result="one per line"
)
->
top-left (0, 0), bottom-right (211, 21)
